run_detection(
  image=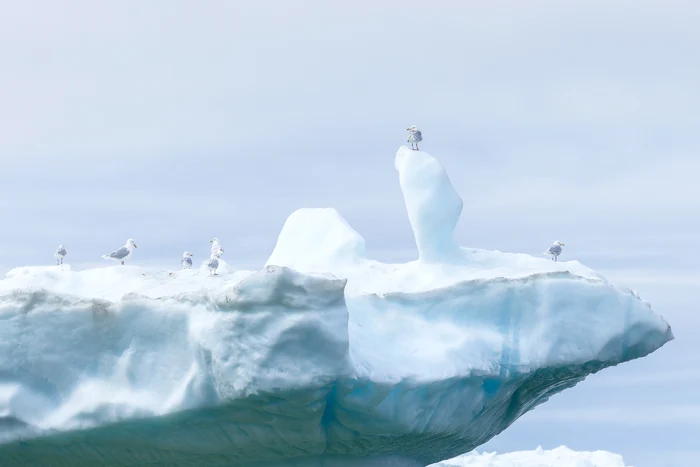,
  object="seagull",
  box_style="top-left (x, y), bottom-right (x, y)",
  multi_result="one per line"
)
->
top-left (544, 241), bottom-right (565, 262)
top-left (210, 238), bottom-right (224, 257)
top-left (181, 252), bottom-right (194, 269)
top-left (55, 245), bottom-right (67, 265)
top-left (102, 238), bottom-right (138, 265)
top-left (406, 125), bottom-right (422, 151)
top-left (205, 249), bottom-right (223, 275)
